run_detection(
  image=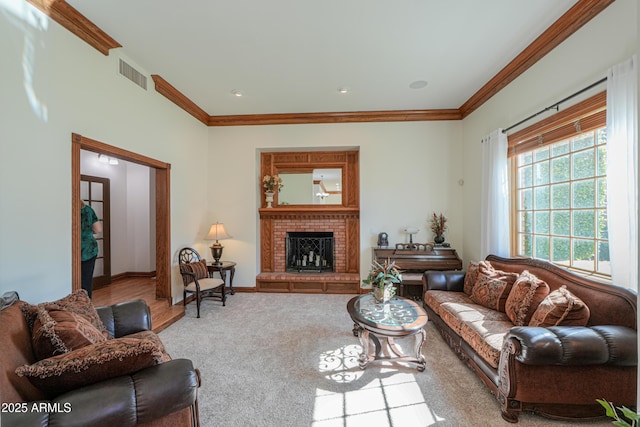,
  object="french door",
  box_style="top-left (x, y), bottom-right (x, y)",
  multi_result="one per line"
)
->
top-left (80, 174), bottom-right (111, 288)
